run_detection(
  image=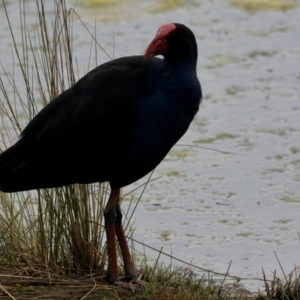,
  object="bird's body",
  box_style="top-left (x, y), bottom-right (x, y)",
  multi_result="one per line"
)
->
top-left (0, 23), bottom-right (202, 284)
top-left (0, 56), bottom-right (200, 192)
